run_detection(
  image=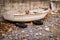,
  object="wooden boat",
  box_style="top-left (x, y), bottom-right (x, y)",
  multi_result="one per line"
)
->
top-left (3, 9), bottom-right (50, 22)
